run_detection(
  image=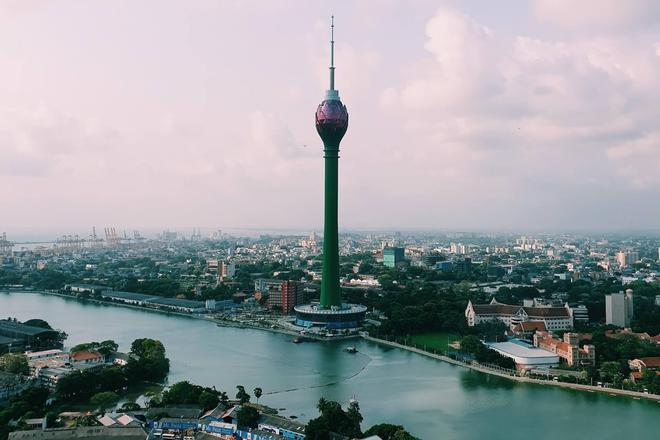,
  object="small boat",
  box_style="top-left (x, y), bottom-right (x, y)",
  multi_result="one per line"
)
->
top-left (293, 337), bottom-right (303, 343)
top-left (345, 346), bottom-right (357, 353)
